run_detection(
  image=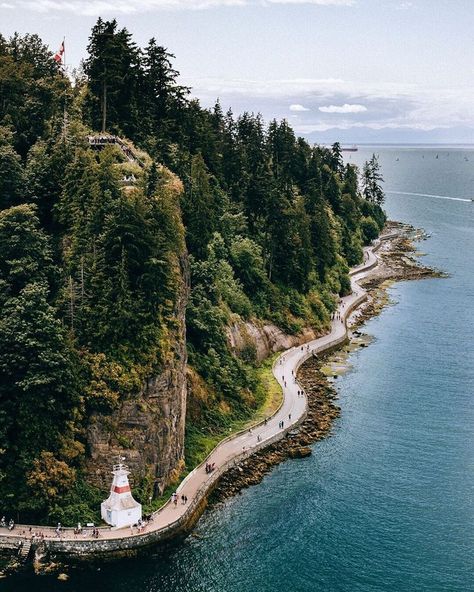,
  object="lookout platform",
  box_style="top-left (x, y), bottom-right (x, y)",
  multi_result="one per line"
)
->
top-left (87, 135), bottom-right (145, 168)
